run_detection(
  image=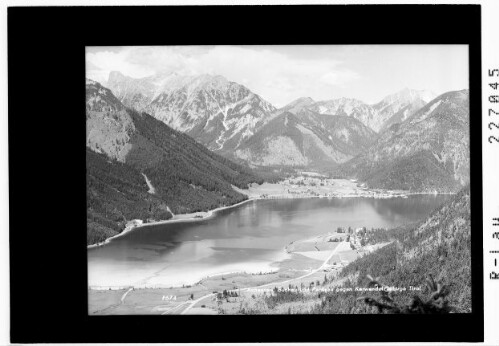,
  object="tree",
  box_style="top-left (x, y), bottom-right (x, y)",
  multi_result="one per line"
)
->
top-left (356, 275), bottom-right (453, 314)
